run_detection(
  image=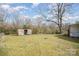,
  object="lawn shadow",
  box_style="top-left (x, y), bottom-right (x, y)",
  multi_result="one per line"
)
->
top-left (0, 48), bottom-right (8, 56)
top-left (55, 34), bottom-right (79, 43)
top-left (55, 34), bottom-right (79, 56)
